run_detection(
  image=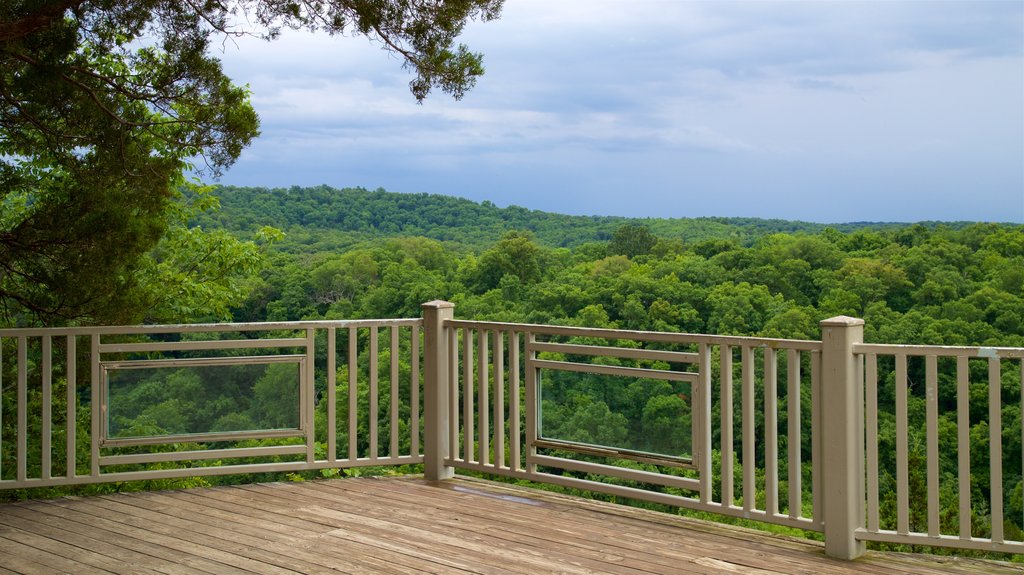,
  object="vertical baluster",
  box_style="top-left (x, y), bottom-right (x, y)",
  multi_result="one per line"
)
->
top-left (989, 356), bottom-right (1003, 543)
top-left (66, 335), bottom-right (76, 479)
top-left (492, 330), bottom-right (505, 469)
top-left (327, 328), bottom-right (337, 463)
top-left (411, 324), bottom-right (420, 457)
top-left (41, 335), bottom-right (52, 480)
top-left (369, 327), bottom-right (379, 460)
top-left (348, 327), bottom-right (358, 461)
top-left (90, 334), bottom-right (99, 477)
top-left (509, 331), bottom-right (521, 472)
top-left (721, 345), bottom-right (734, 508)
top-left (956, 355), bottom-right (971, 539)
top-left (855, 350), bottom-right (865, 530)
top-left (447, 326), bottom-right (457, 460)
top-left (390, 326), bottom-right (400, 458)
top-left (463, 328), bottom-right (474, 462)
top-left (699, 343), bottom-right (713, 504)
top-left (811, 350), bottom-right (822, 524)
top-left (865, 353), bottom-right (879, 531)
top-left (742, 345), bottom-right (755, 512)
top-left (305, 328), bottom-right (315, 464)
top-left (477, 329), bottom-right (489, 465)
top-left (925, 355), bottom-right (939, 537)
top-left (787, 349), bottom-right (802, 519)
top-left (764, 347), bottom-right (778, 516)
top-left (525, 332), bottom-right (537, 475)
top-left (17, 336), bottom-right (27, 482)
top-left (895, 353), bottom-right (909, 535)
